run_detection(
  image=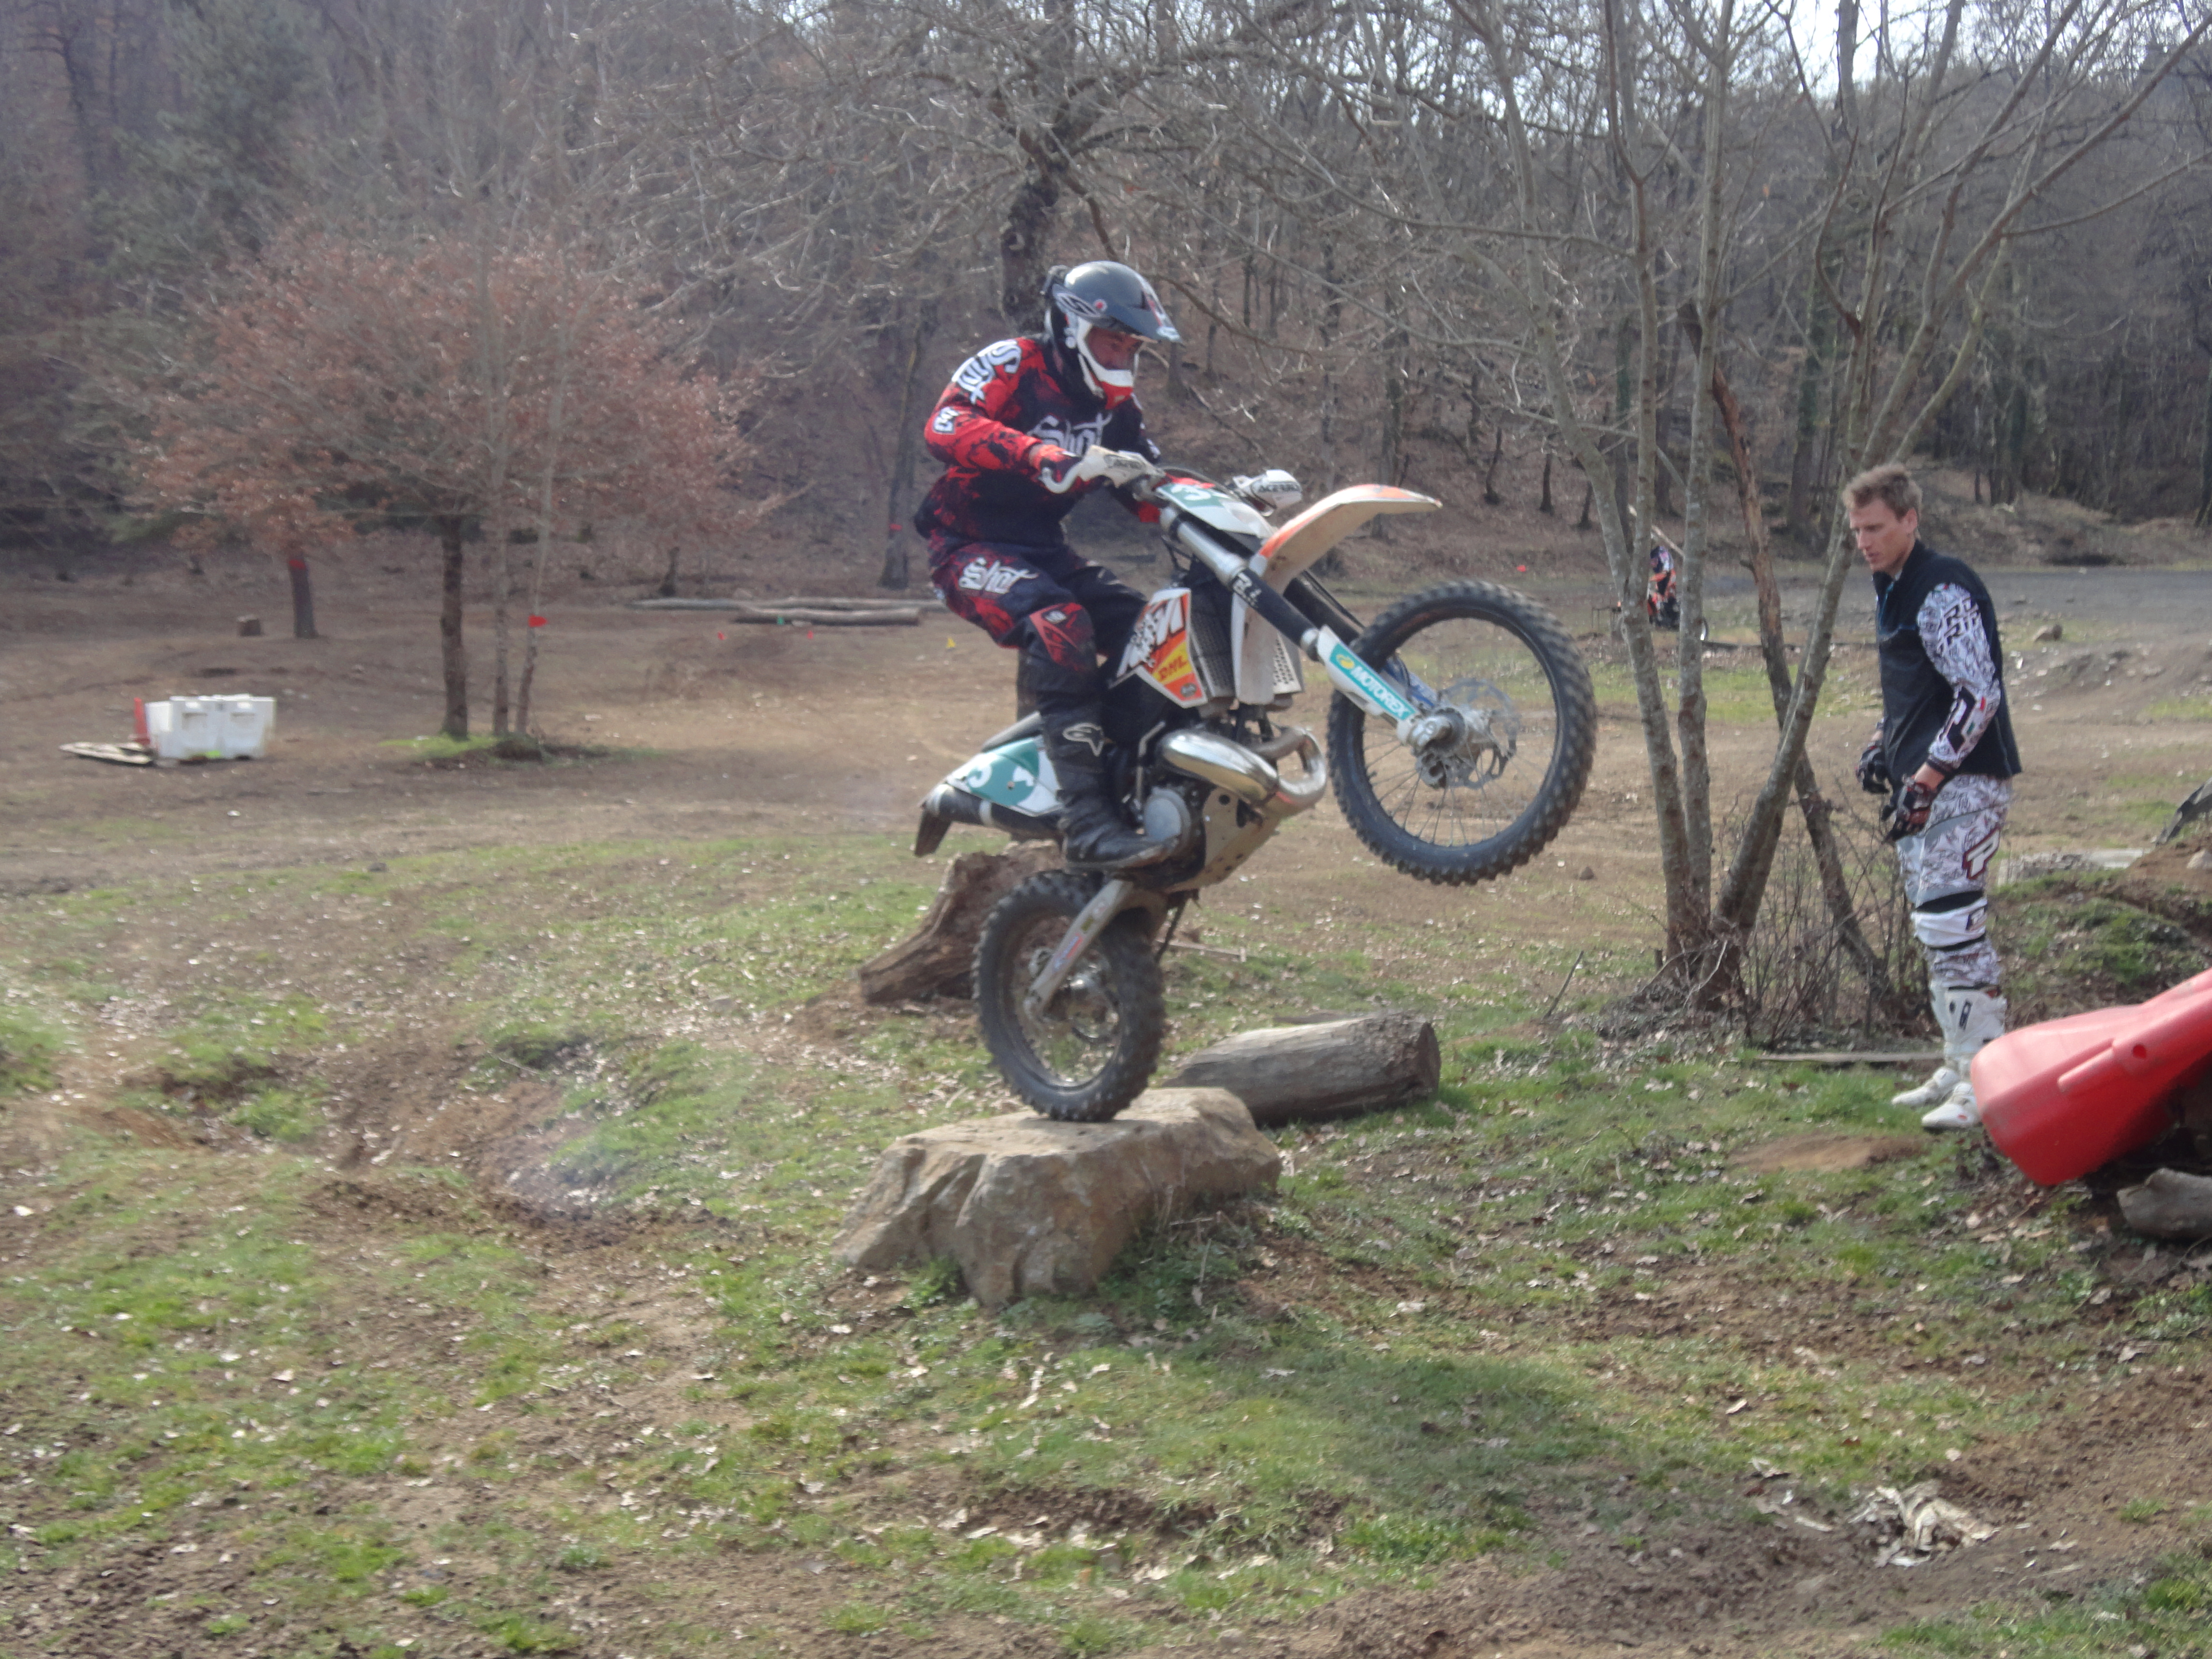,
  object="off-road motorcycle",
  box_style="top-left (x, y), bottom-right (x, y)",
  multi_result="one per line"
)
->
top-left (915, 458), bottom-right (1598, 1121)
